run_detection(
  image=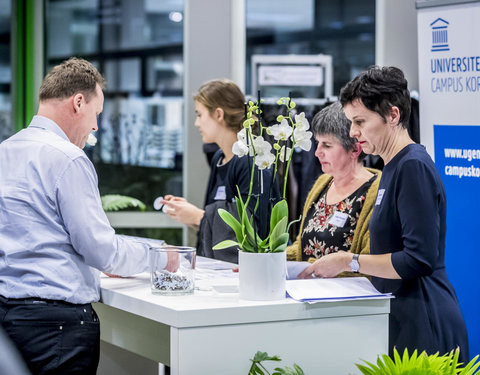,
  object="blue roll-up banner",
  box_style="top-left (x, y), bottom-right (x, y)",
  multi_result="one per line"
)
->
top-left (418, 1), bottom-right (480, 358)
